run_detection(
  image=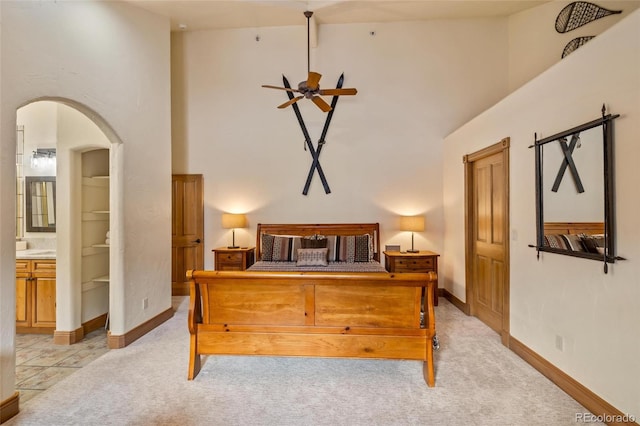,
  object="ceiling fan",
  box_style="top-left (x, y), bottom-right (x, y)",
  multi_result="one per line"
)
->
top-left (262, 11), bottom-right (357, 112)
